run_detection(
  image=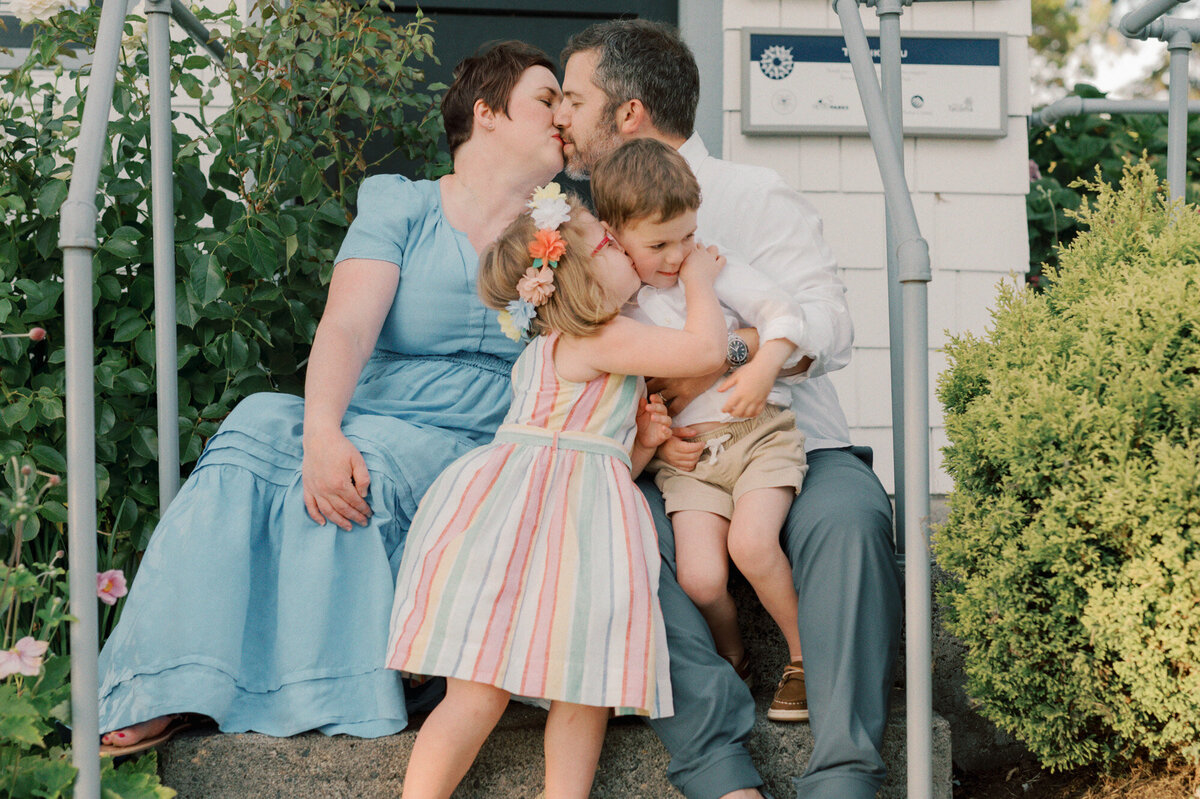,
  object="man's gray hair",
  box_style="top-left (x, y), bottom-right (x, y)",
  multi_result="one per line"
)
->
top-left (561, 19), bottom-right (700, 140)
